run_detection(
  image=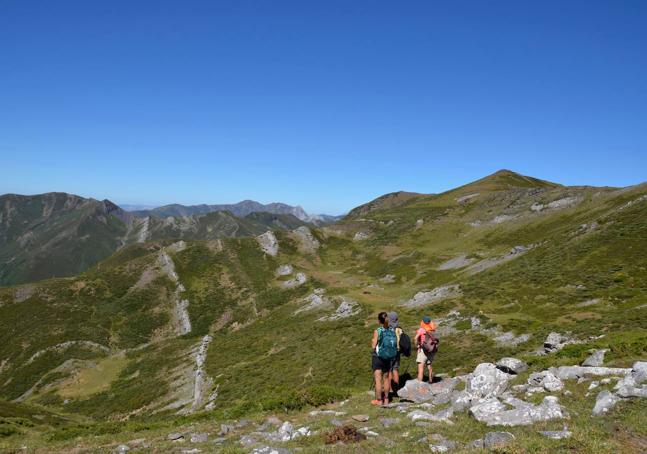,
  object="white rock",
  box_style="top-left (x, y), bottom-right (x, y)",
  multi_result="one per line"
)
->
top-left (592, 390), bottom-right (620, 416)
top-left (257, 231), bottom-right (279, 256)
